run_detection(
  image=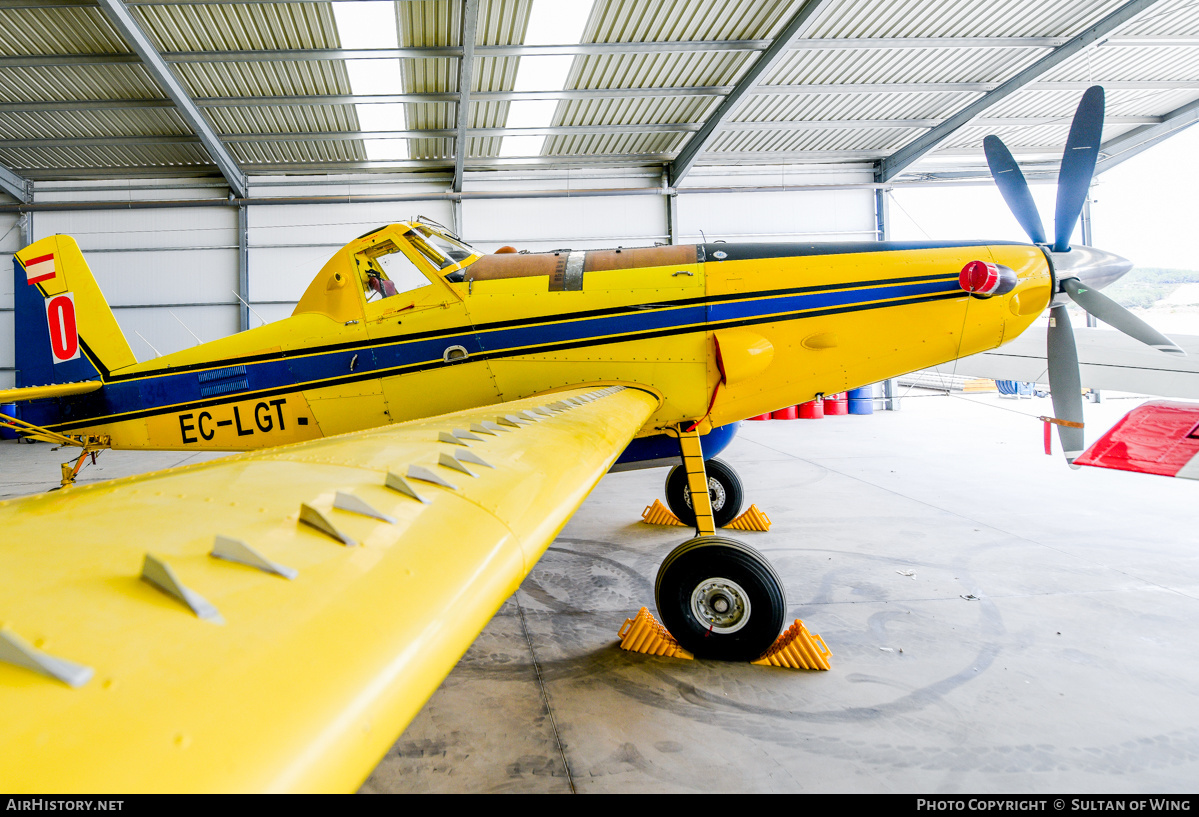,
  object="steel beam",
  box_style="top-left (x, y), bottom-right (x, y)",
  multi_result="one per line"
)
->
top-left (1095, 96), bottom-right (1199, 175)
top-left (18, 35), bottom-right (1199, 68)
top-left (237, 204), bottom-right (249, 333)
top-left (95, 0), bottom-right (246, 197)
top-left (6, 82), bottom-right (1196, 114)
top-left (0, 117), bottom-right (1166, 150)
top-left (1, 42), bottom-right (759, 68)
top-left (668, 0), bottom-right (833, 186)
top-left (876, 0), bottom-right (1167, 182)
top-left (0, 162), bottom-right (31, 203)
top-left (874, 188), bottom-right (888, 242)
top-left (453, 0), bottom-right (480, 194)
